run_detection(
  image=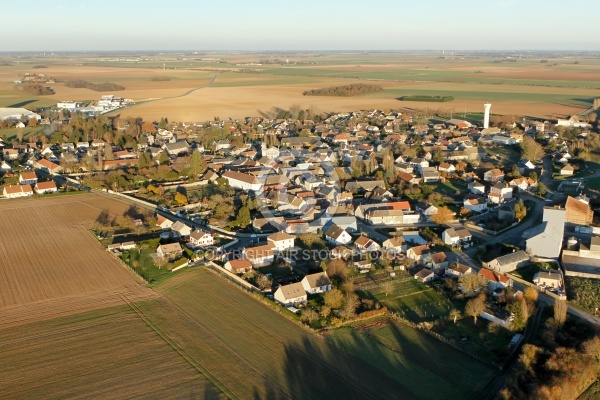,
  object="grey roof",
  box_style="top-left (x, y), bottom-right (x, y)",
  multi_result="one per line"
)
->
top-left (495, 250), bottom-right (529, 266)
